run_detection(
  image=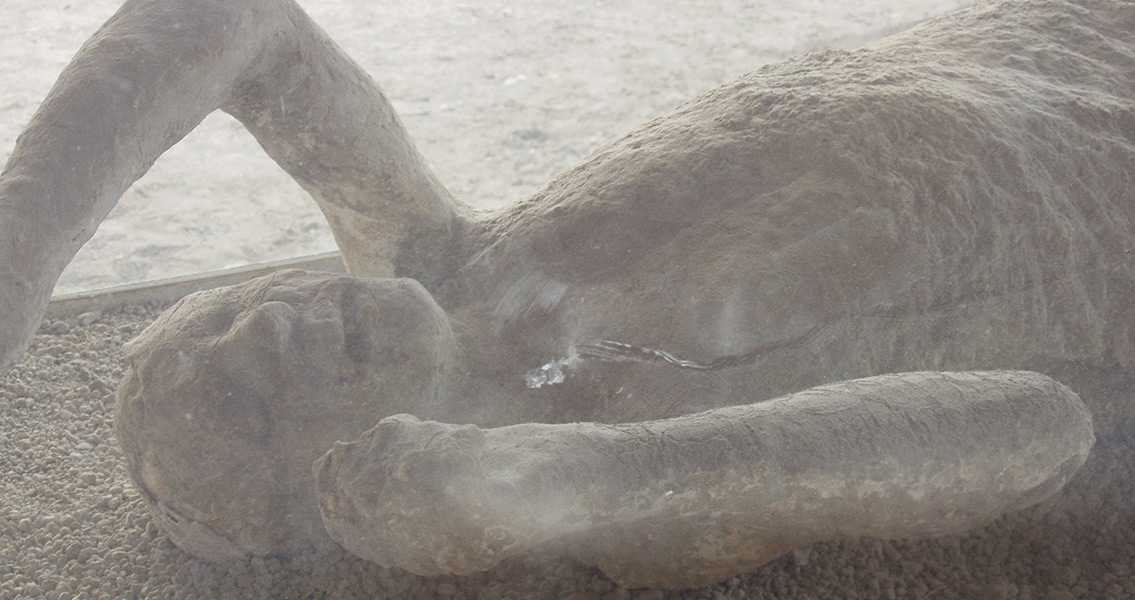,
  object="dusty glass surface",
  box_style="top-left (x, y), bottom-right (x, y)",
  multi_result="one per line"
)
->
top-left (1, 0), bottom-right (1132, 598)
top-left (0, 0), bottom-right (973, 294)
